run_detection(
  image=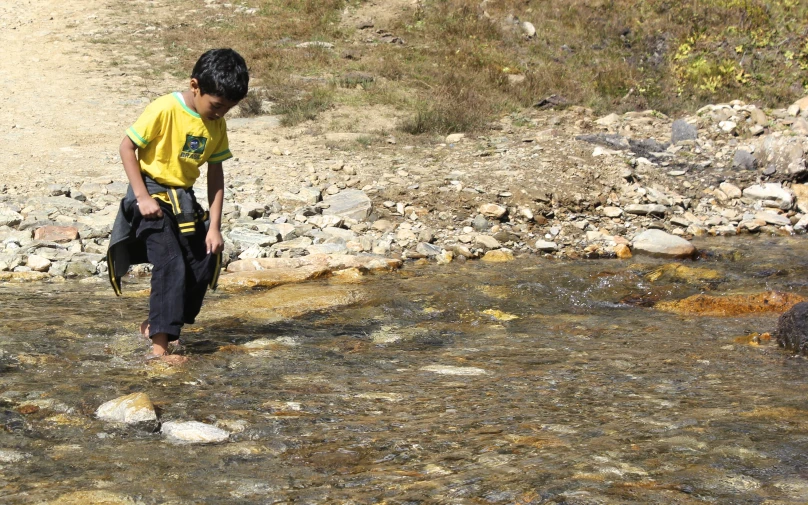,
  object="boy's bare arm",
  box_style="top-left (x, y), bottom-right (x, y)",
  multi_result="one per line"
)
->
top-left (205, 162), bottom-right (225, 254)
top-left (120, 136), bottom-right (163, 218)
